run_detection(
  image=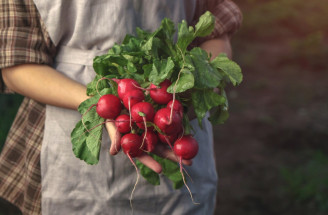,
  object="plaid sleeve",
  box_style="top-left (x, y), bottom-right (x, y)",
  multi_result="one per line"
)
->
top-left (192, 0), bottom-right (243, 46)
top-left (0, 0), bottom-right (56, 93)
